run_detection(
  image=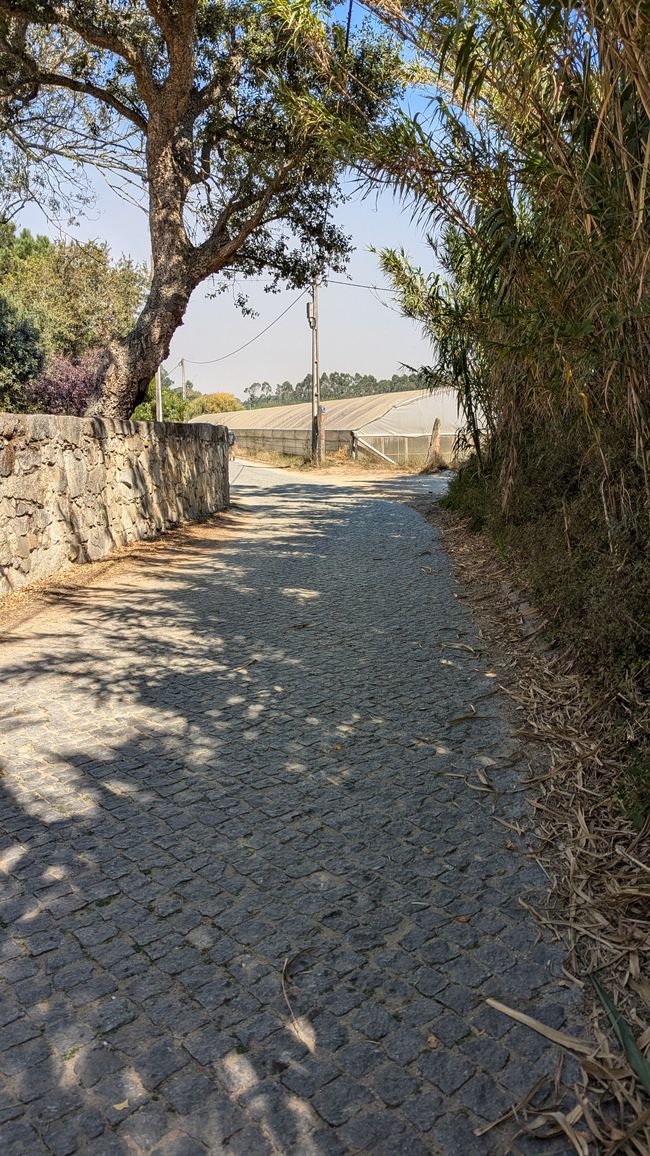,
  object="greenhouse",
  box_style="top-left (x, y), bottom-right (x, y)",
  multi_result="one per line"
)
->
top-left (192, 388), bottom-right (461, 466)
